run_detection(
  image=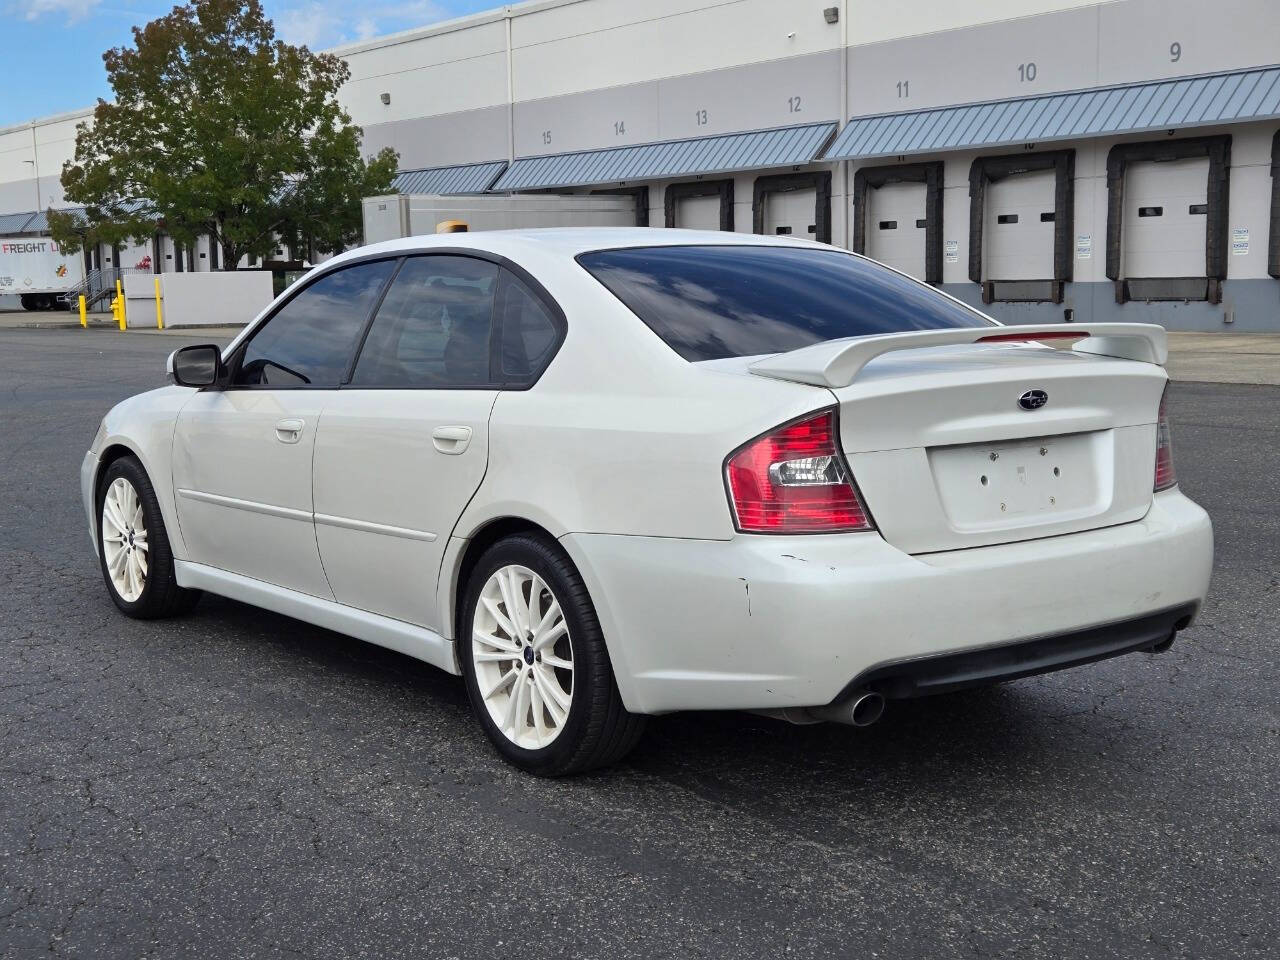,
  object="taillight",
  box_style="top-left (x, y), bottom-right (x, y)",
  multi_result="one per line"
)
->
top-left (725, 409), bottom-right (872, 533)
top-left (1154, 384), bottom-right (1176, 491)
